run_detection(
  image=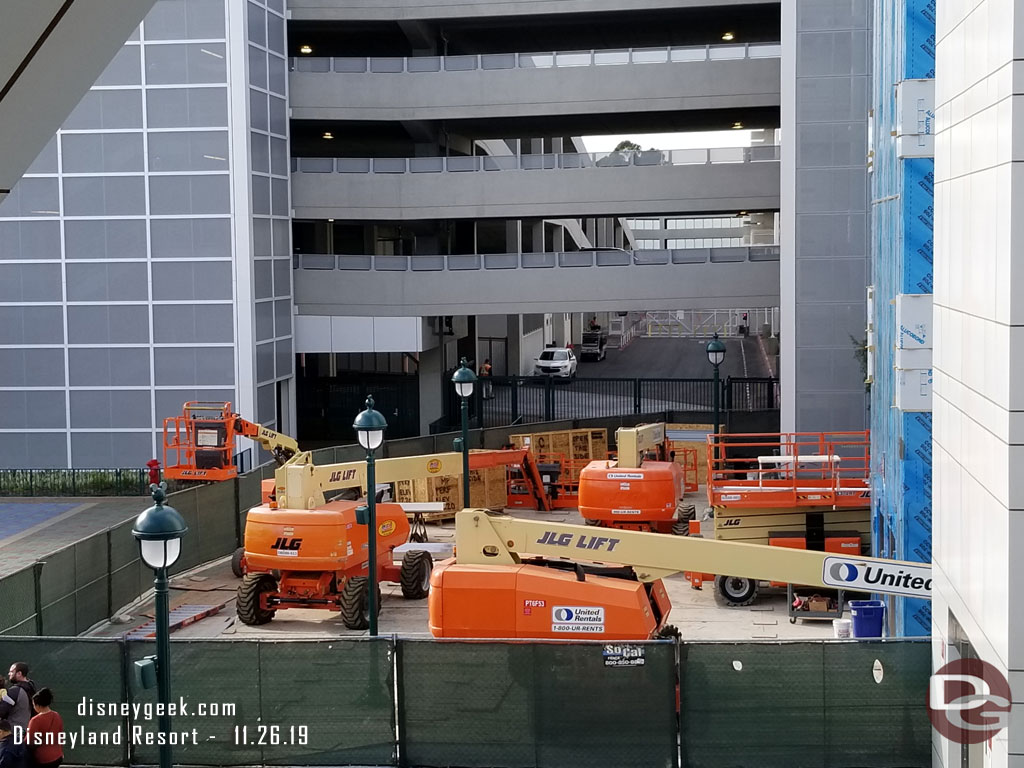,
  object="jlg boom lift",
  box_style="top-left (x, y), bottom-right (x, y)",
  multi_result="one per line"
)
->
top-left (429, 509), bottom-right (931, 639)
top-left (577, 423), bottom-right (698, 534)
top-left (161, 402), bottom-right (550, 629)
